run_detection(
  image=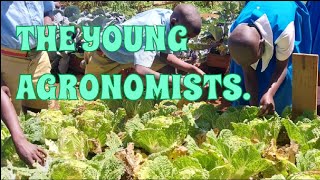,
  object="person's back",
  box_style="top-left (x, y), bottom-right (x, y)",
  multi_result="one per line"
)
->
top-left (84, 4), bottom-right (206, 91)
top-left (228, 1), bottom-right (312, 114)
top-left (100, 8), bottom-right (173, 65)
